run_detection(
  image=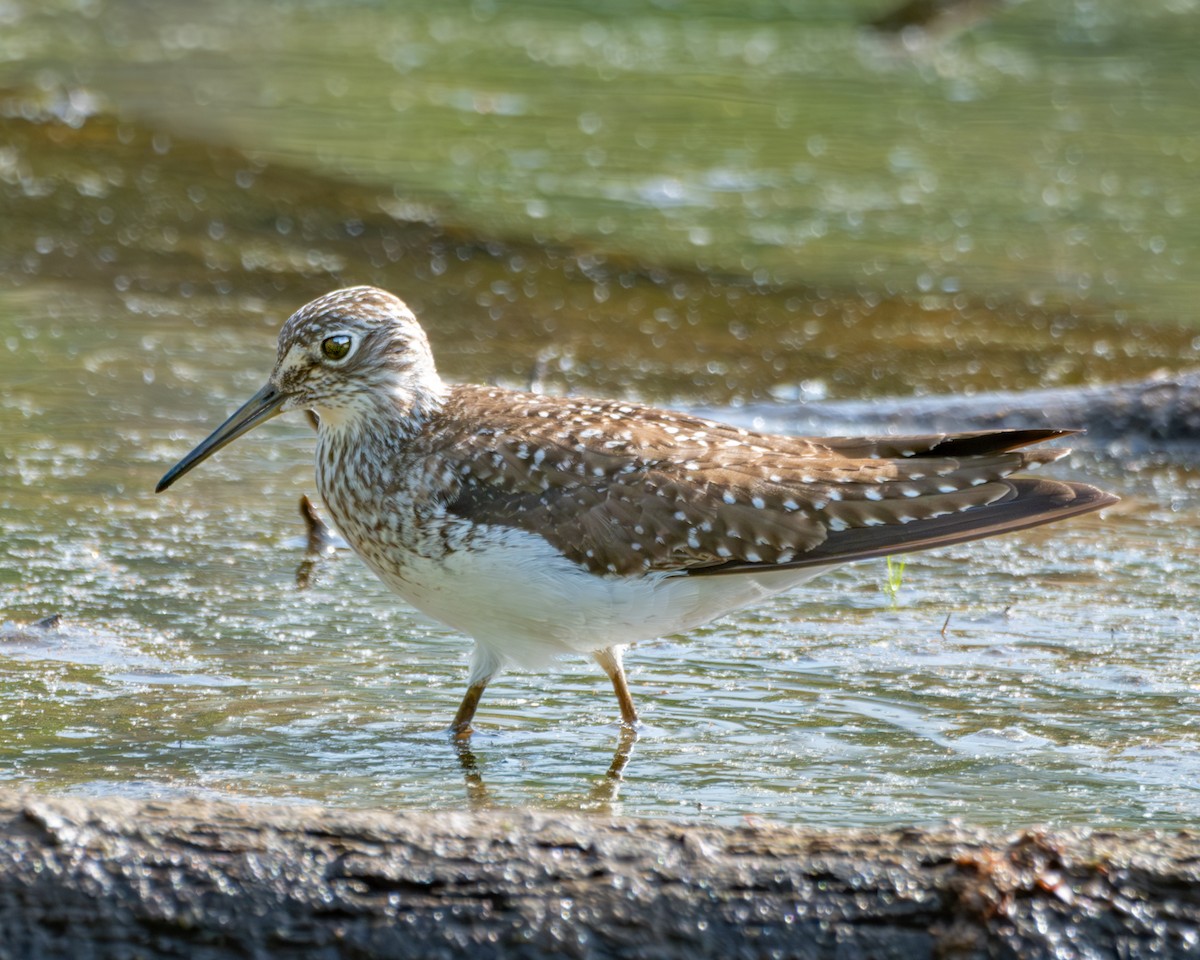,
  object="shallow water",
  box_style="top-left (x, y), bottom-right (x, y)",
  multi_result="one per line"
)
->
top-left (2, 287), bottom-right (1197, 827)
top-left (1, 0), bottom-right (1199, 828)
